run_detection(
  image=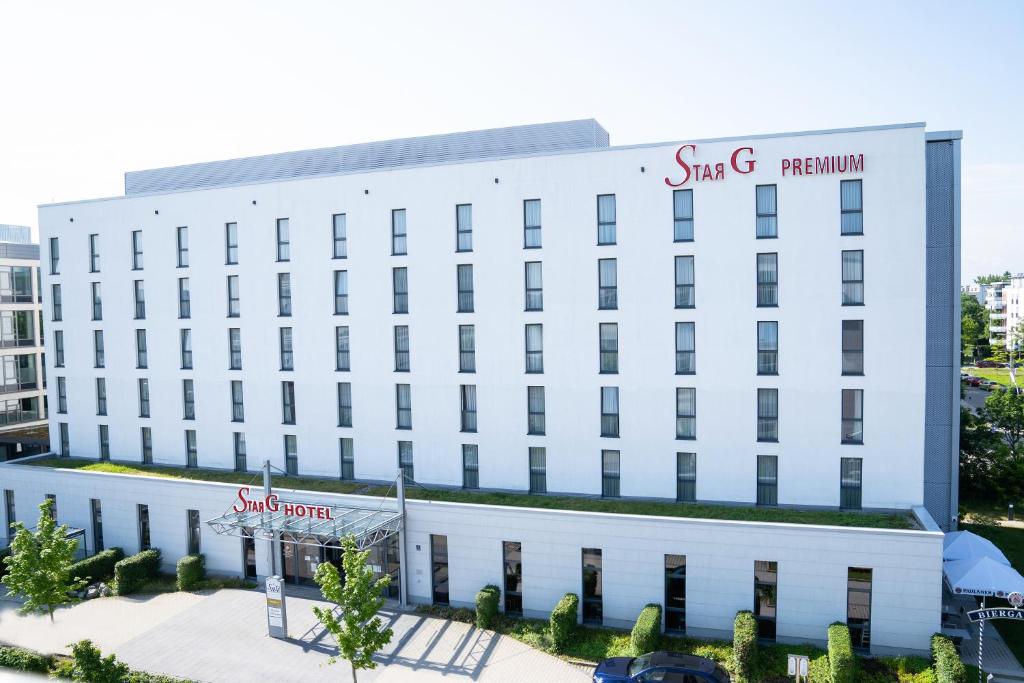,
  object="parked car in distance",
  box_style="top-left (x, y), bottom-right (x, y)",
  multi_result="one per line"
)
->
top-left (966, 377), bottom-right (983, 387)
top-left (593, 652), bottom-right (730, 683)
top-left (977, 360), bottom-right (1001, 368)
top-left (982, 380), bottom-right (1000, 389)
